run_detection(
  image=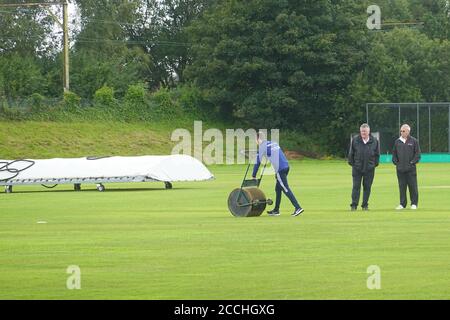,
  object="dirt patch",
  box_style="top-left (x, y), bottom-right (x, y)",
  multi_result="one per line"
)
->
top-left (284, 150), bottom-right (321, 160)
top-left (284, 150), bottom-right (305, 160)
